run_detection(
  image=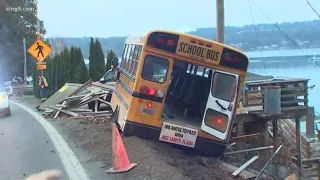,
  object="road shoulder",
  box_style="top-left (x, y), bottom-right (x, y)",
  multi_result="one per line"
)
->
top-left (13, 96), bottom-right (243, 180)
